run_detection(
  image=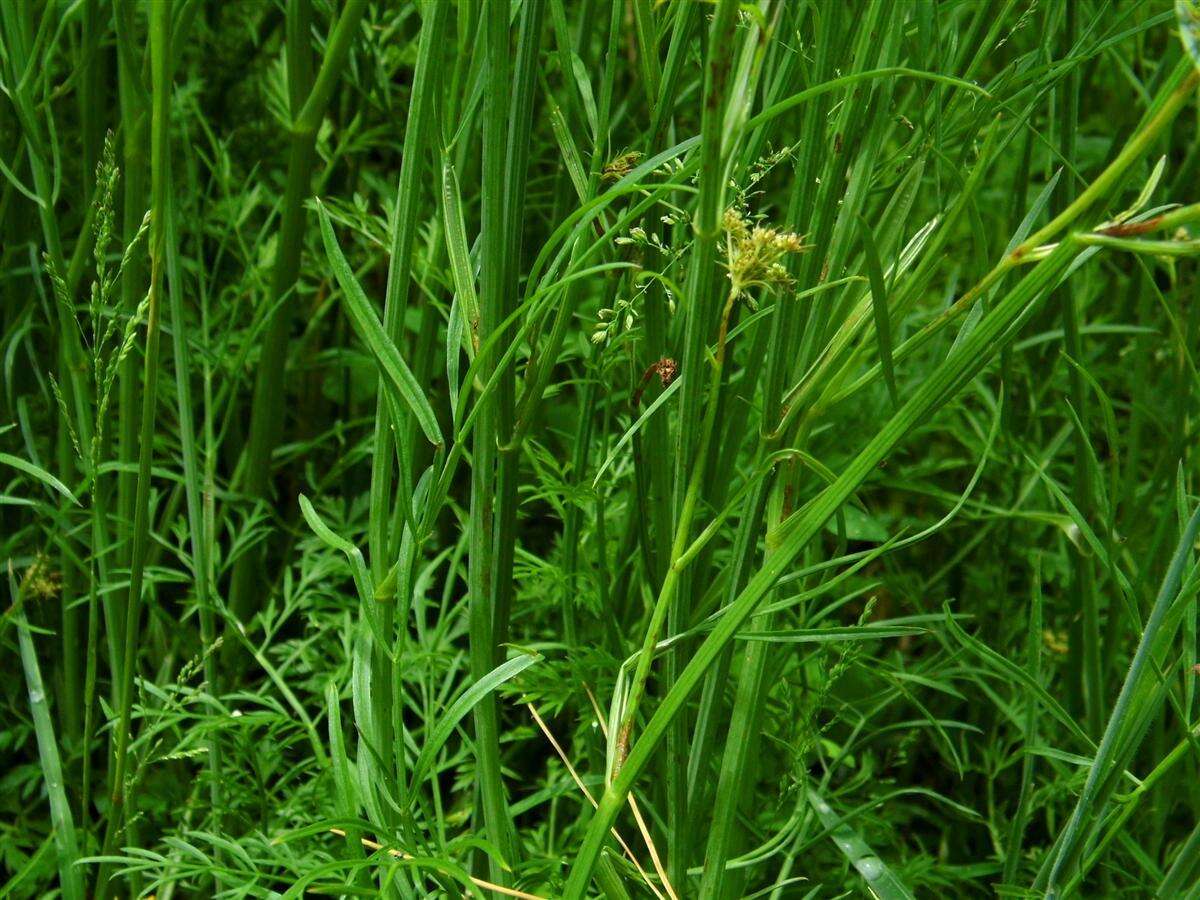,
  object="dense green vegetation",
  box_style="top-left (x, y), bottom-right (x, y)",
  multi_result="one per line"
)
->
top-left (4, 0), bottom-right (1200, 896)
